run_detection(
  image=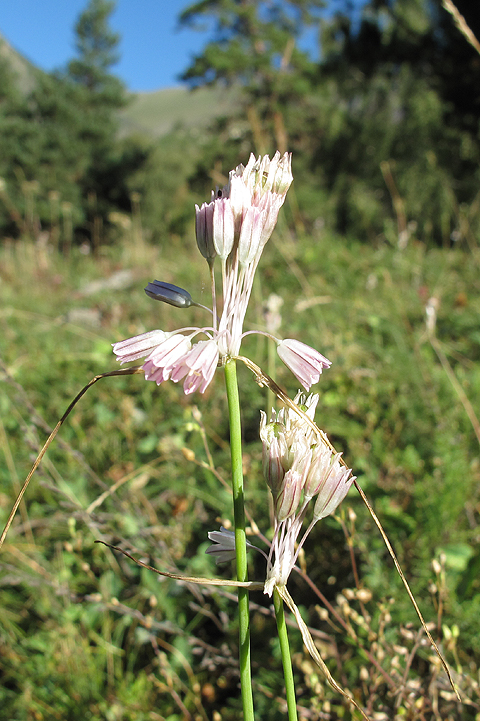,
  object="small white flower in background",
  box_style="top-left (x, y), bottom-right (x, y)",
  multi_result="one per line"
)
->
top-left (263, 293), bottom-right (284, 336)
top-left (261, 392), bottom-right (355, 596)
top-left (425, 296), bottom-right (439, 336)
top-left (113, 152), bottom-right (331, 394)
